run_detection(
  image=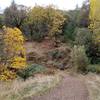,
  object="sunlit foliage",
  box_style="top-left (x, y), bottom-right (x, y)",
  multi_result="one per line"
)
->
top-left (26, 6), bottom-right (65, 40)
top-left (89, 0), bottom-right (100, 44)
top-left (0, 27), bottom-right (26, 80)
top-left (3, 27), bottom-right (26, 69)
